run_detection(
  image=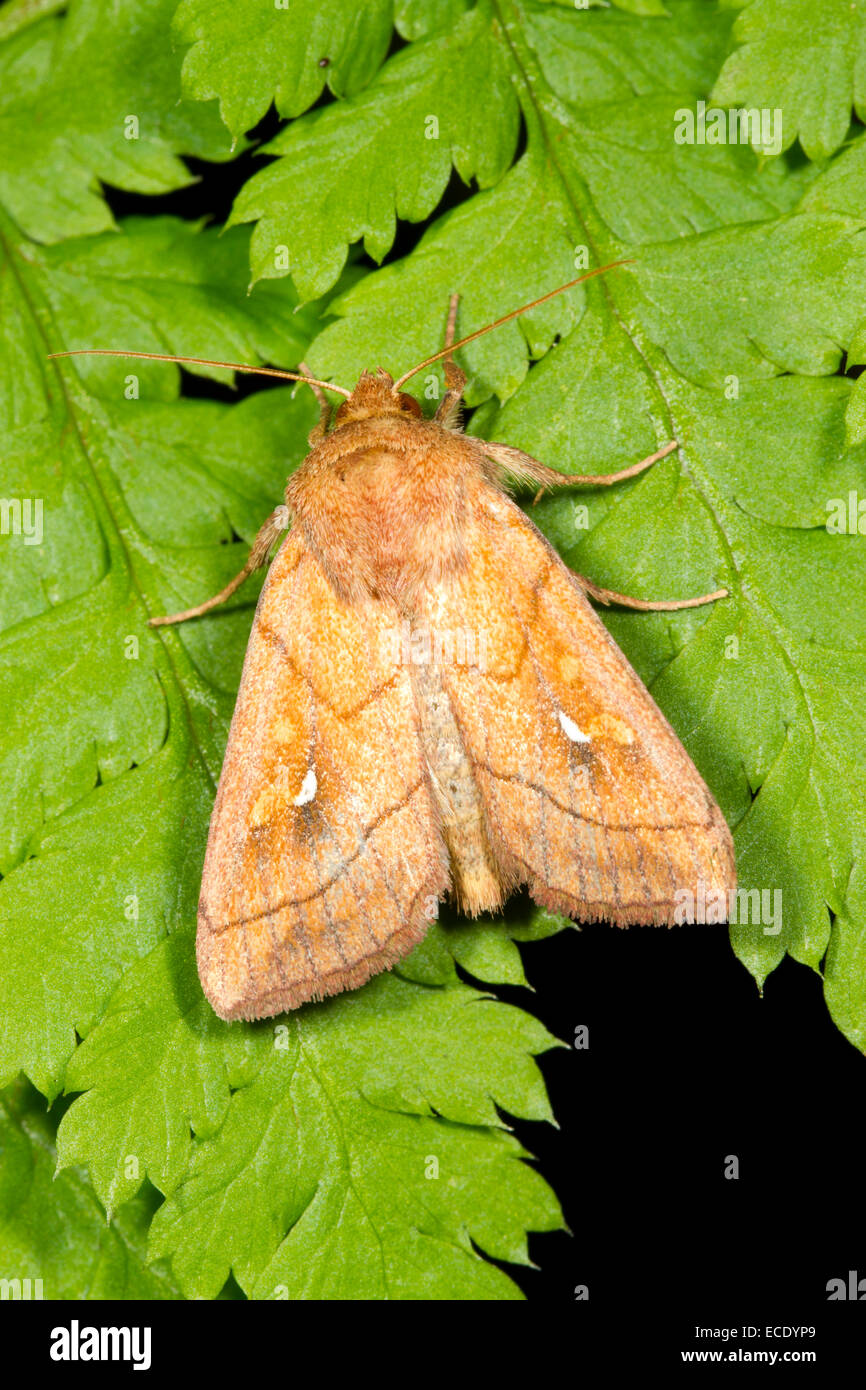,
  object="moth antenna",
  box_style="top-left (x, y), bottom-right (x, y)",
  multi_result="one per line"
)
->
top-left (46, 348), bottom-right (352, 399)
top-left (391, 259), bottom-right (634, 391)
